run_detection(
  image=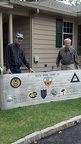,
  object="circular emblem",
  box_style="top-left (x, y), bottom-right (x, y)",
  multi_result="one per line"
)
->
top-left (10, 77), bottom-right (21, 88)
top-left (29, 92), bottom-right (37, 98)
top-left (51, 89), bottom-right (57, 96)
